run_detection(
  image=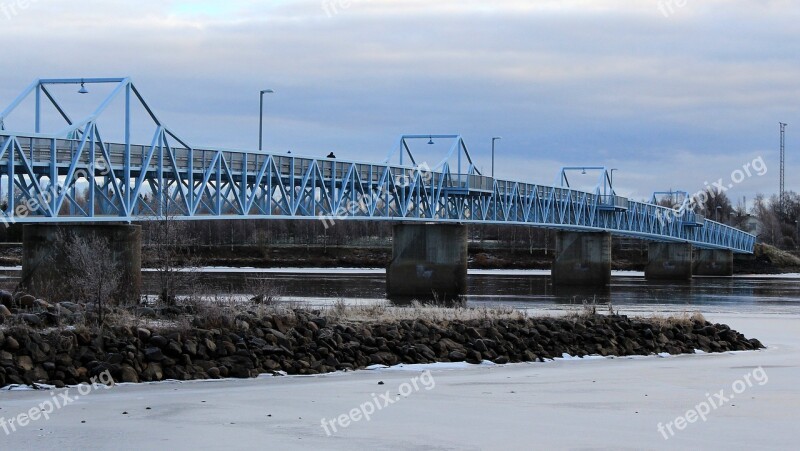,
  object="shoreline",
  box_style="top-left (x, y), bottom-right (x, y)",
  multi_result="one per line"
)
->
top-left (4, 264), bottom-right (800, 278)
top-left (0, 301), bottom-right (763, 389)
top-left (0, 312), bottom-right (794, 450)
